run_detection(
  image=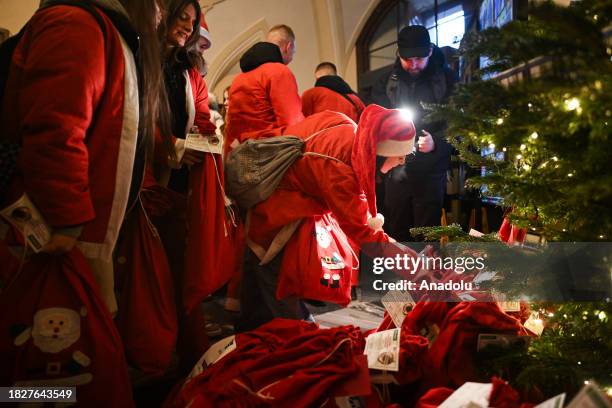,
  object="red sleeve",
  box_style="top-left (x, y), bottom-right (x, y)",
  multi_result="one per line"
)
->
top-left (290, 157), bottom-right (389, 246)
top-left (301, 89), bottom-right (315, 117)
top-left (349, 94), bottom-right (366, 121)
top-left (190, 69), bottom-right (217, 135)
top-left (17, 7), bottom-right (106, 227)
top-left (268, 65), bottom-right (304, 129)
